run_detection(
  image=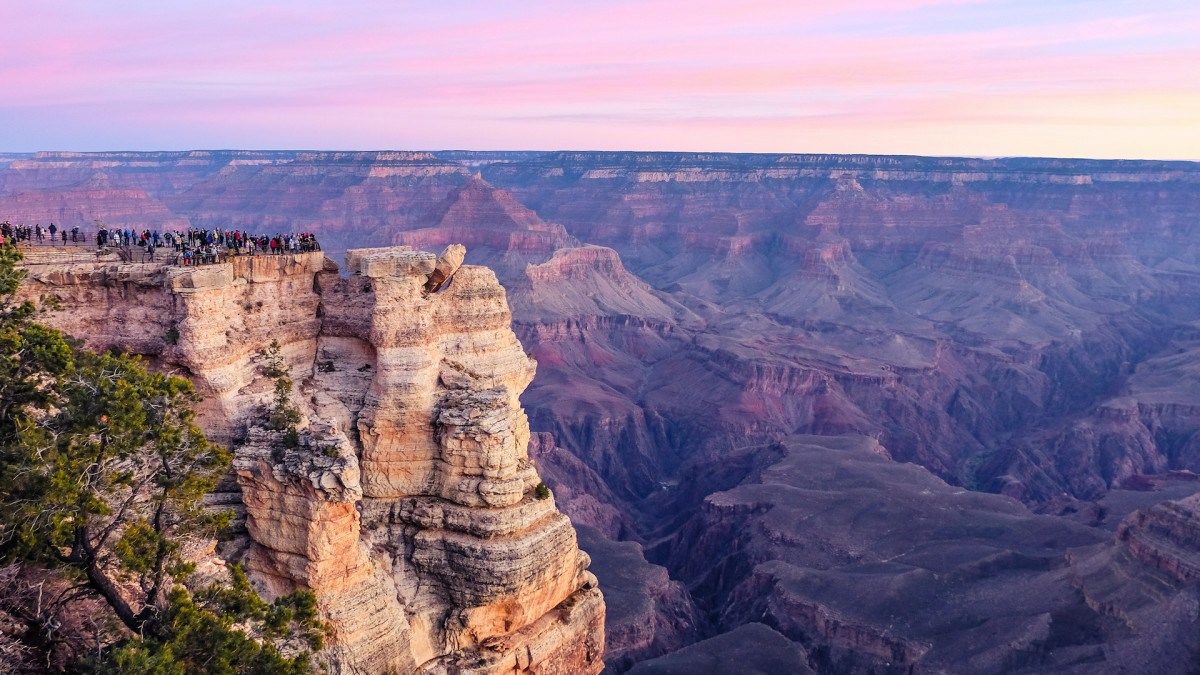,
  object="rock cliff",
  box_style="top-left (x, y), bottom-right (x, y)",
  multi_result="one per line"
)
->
top-left (9, 150), bottom-right (1200, 672)
top-left (15, 246), bottom-right (604, 675)
top-left (658, 434), bottom-right (1200, 674)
